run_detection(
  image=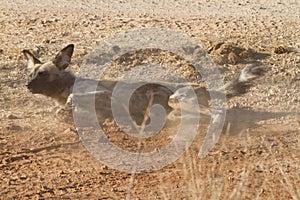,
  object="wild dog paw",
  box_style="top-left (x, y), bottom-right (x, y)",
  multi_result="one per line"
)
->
top-left (65, 93), bottom-right (74, 110)
top-left (55, 107), bottom-right (73, 123)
